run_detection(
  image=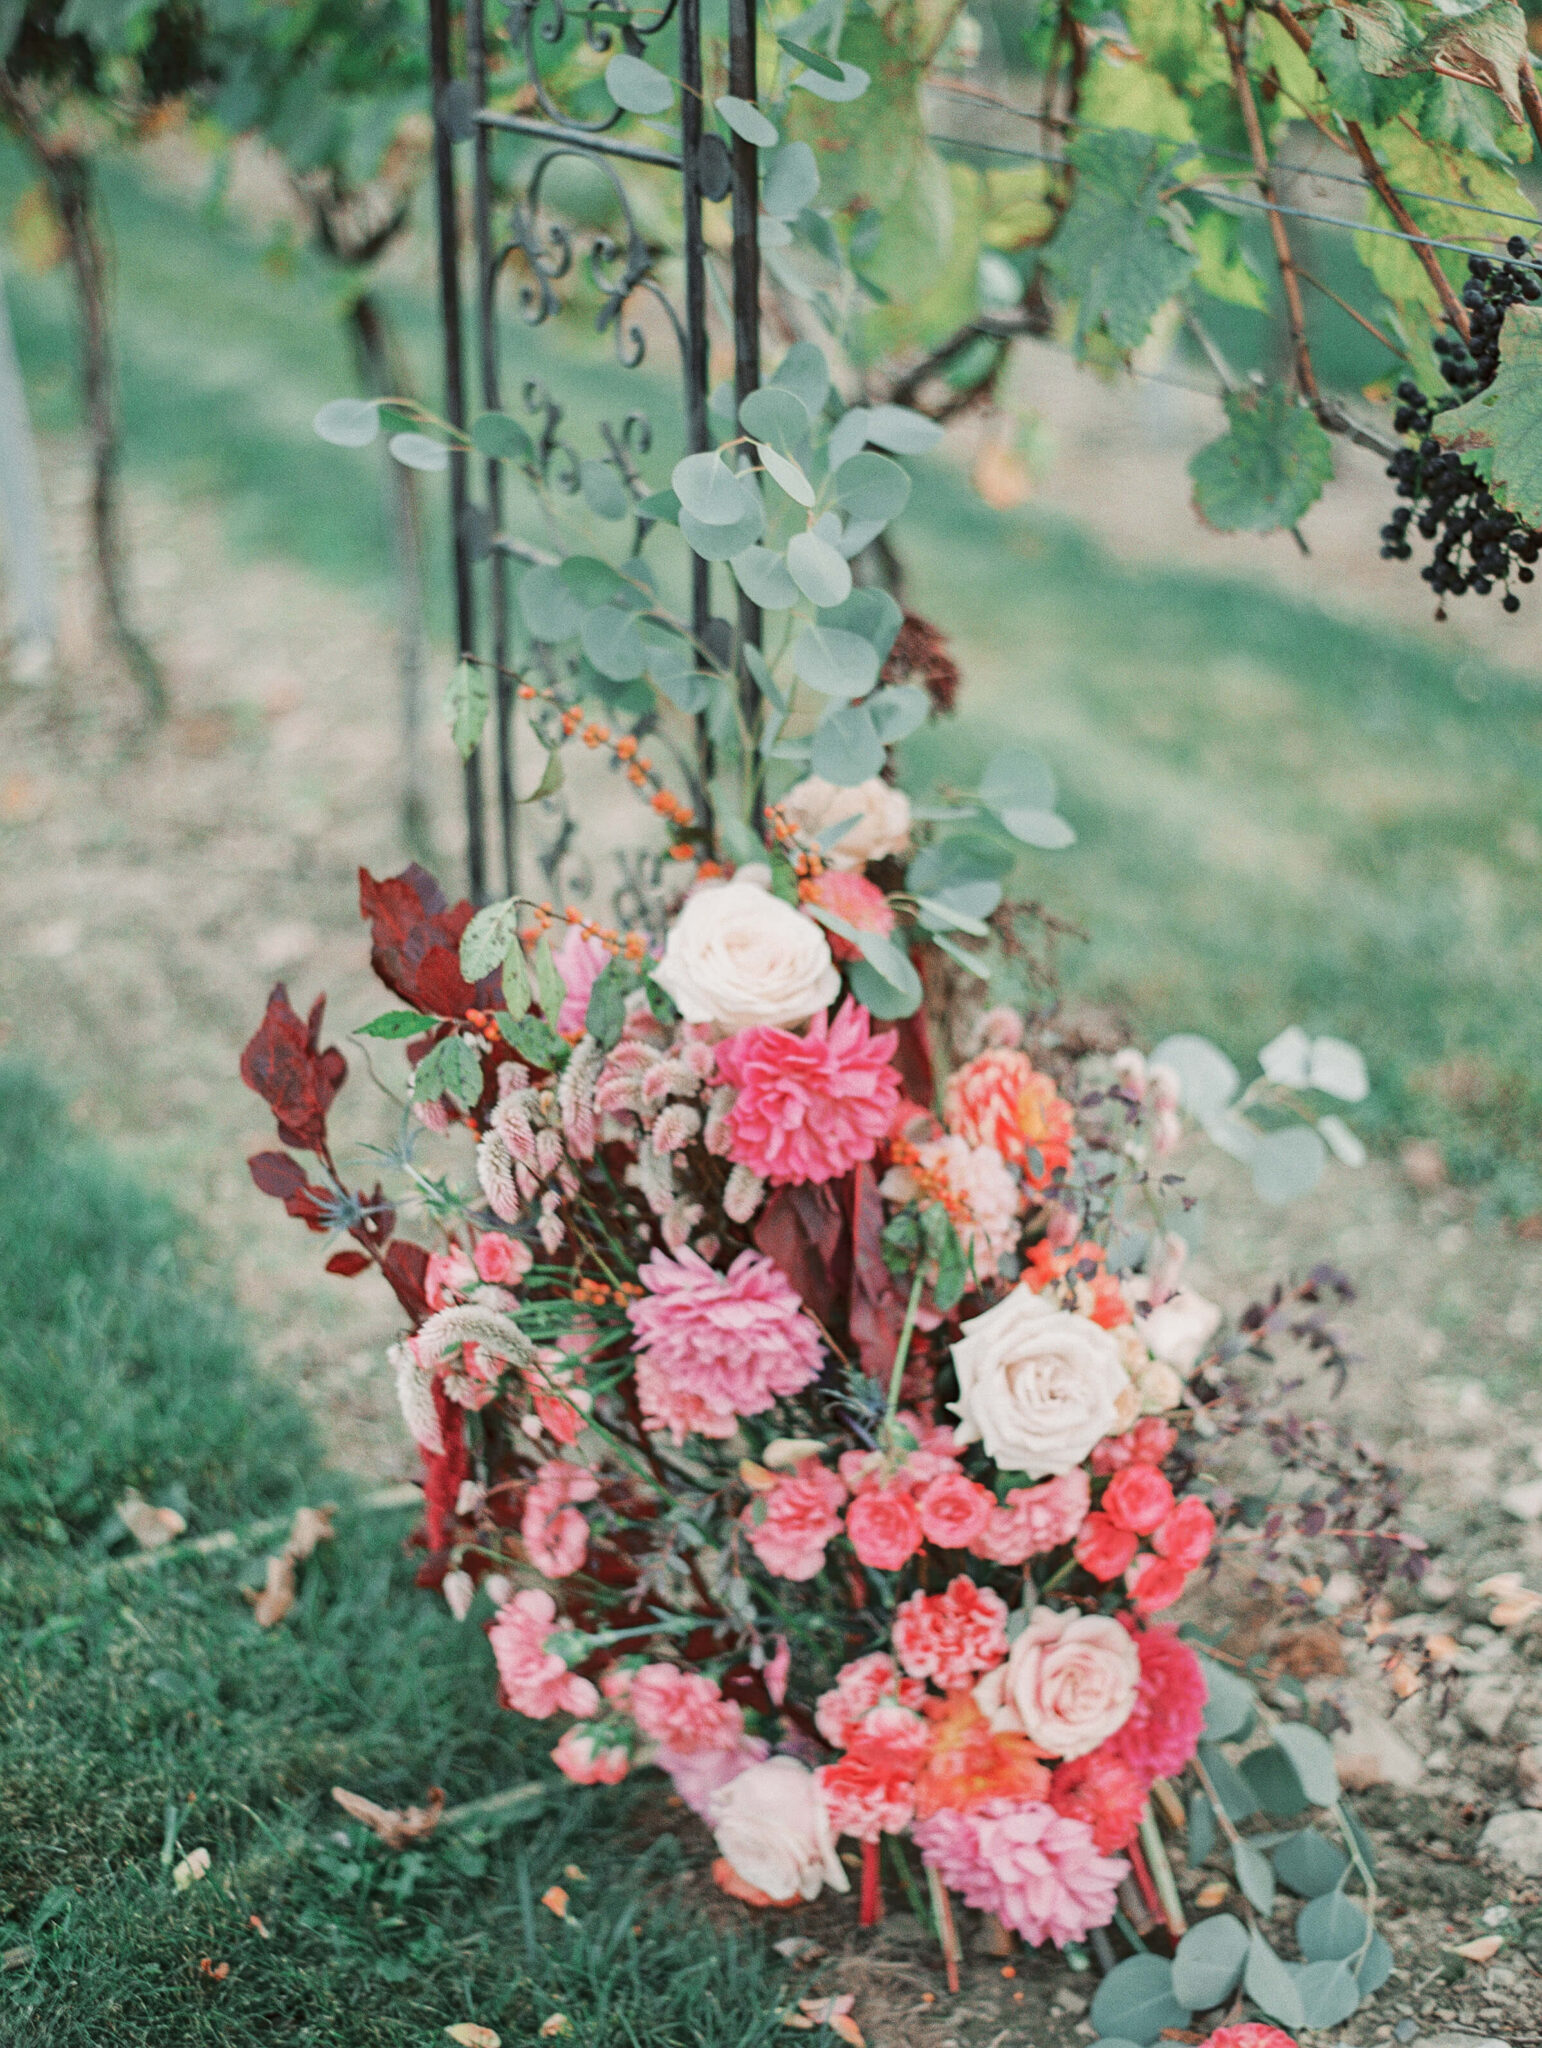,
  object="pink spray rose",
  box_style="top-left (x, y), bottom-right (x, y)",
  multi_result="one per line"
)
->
top-left (474, 1231), bottom-right (533, 1286)
top-left (846, 1484), bottom-right (925, 1572)
top-left (715, 998), bottom-right (902, 1187)
top-left (916, 1468), bottom-right (996, 1551)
